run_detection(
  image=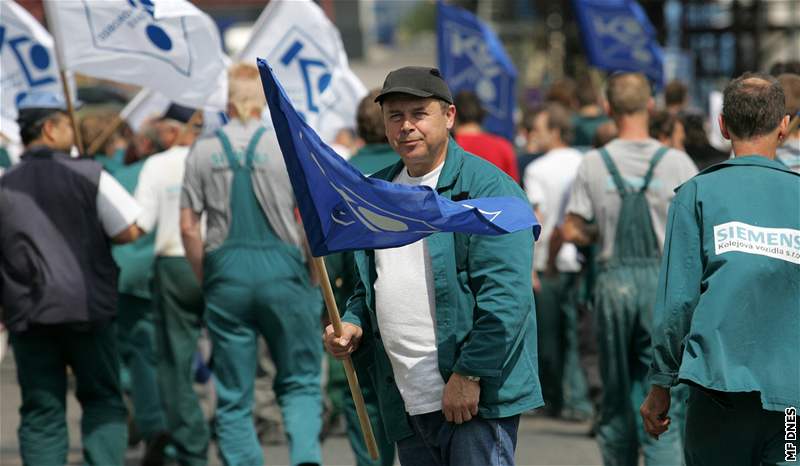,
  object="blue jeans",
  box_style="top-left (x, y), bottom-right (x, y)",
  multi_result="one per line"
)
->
top-left (396, 411), bottom-right (519, 466)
